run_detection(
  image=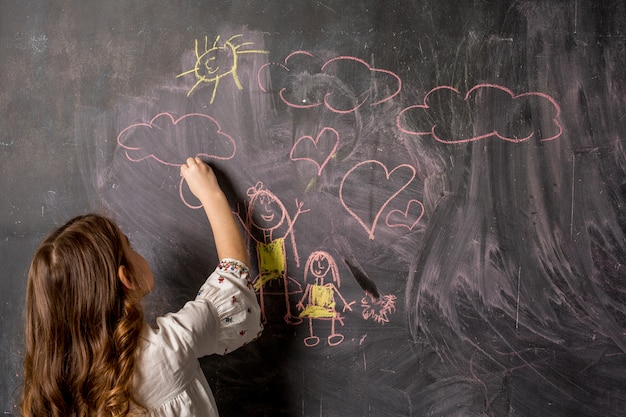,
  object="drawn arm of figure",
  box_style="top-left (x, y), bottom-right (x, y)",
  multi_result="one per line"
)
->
top-left (296, 284), bottom-right (312, 311)
top-left (234, 202), bottom-right (261, 245)
top-left (331, 284), bottom-right (355, 313)
top-left (284, 199), bottom-right (309, 237)
top-left (294, 199), bottom-right (310, 217)
top-left (284, 198), bottom-right (310, 267)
